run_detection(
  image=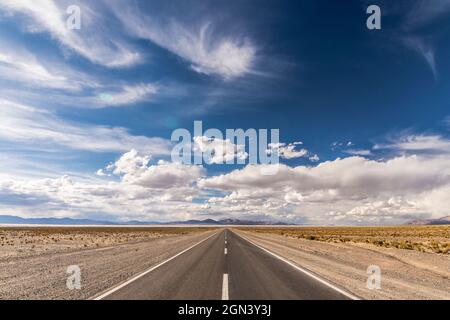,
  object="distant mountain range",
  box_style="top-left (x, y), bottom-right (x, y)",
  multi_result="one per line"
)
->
top-left (0, 215), bottom-right (122, 226)
top-left (171, 218), bottom-right (291, 226)
top-left (406, 216), bottom-right (450, 225)
top-left (0, 215), bottom-right (291, 226)
top-left (3, 214), bottom-right (449, 226)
